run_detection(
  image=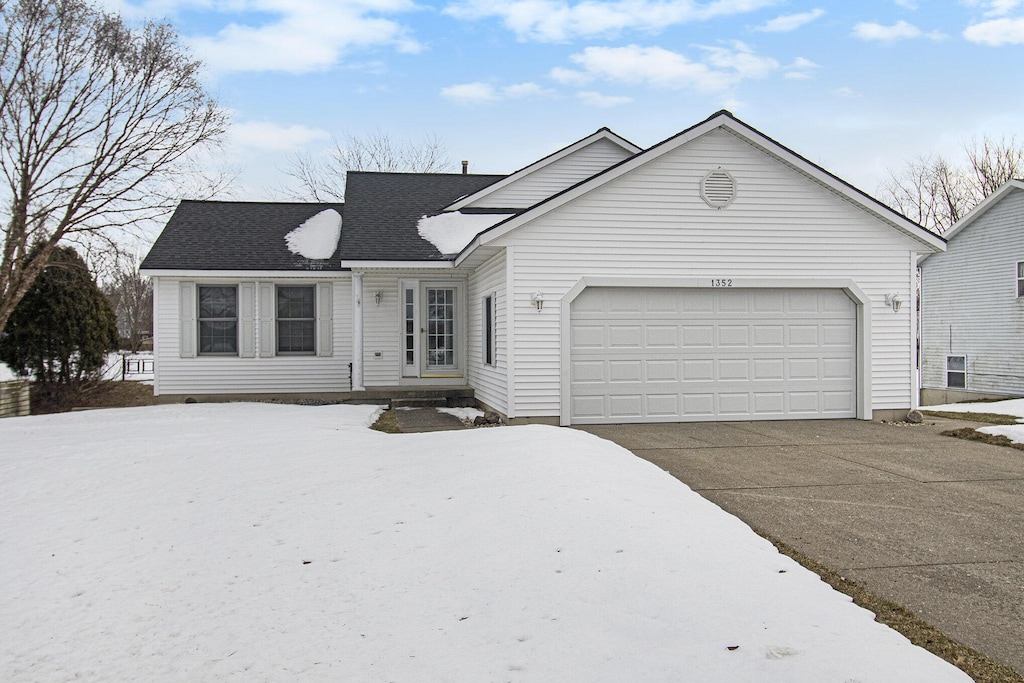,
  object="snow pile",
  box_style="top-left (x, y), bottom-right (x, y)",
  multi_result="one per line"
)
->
top-left (926, 398), bottom-right (1024, 444)
top-left (0, 362), bottom-right (18, 381)
top-left (417, 211), bottom-right (514, 255)
top-left (437, 405), bottom-right (485, 423)
top-left (284, 208), bottom-right (342, 259)
top-left (0, 404), bottom-right (969, 681)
